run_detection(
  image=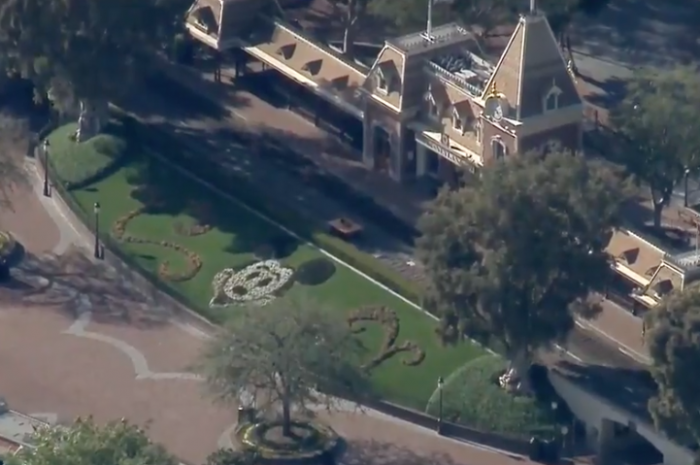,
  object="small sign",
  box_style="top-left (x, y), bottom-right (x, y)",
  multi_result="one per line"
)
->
top-left (441, 133), bottom-right (450, 146)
